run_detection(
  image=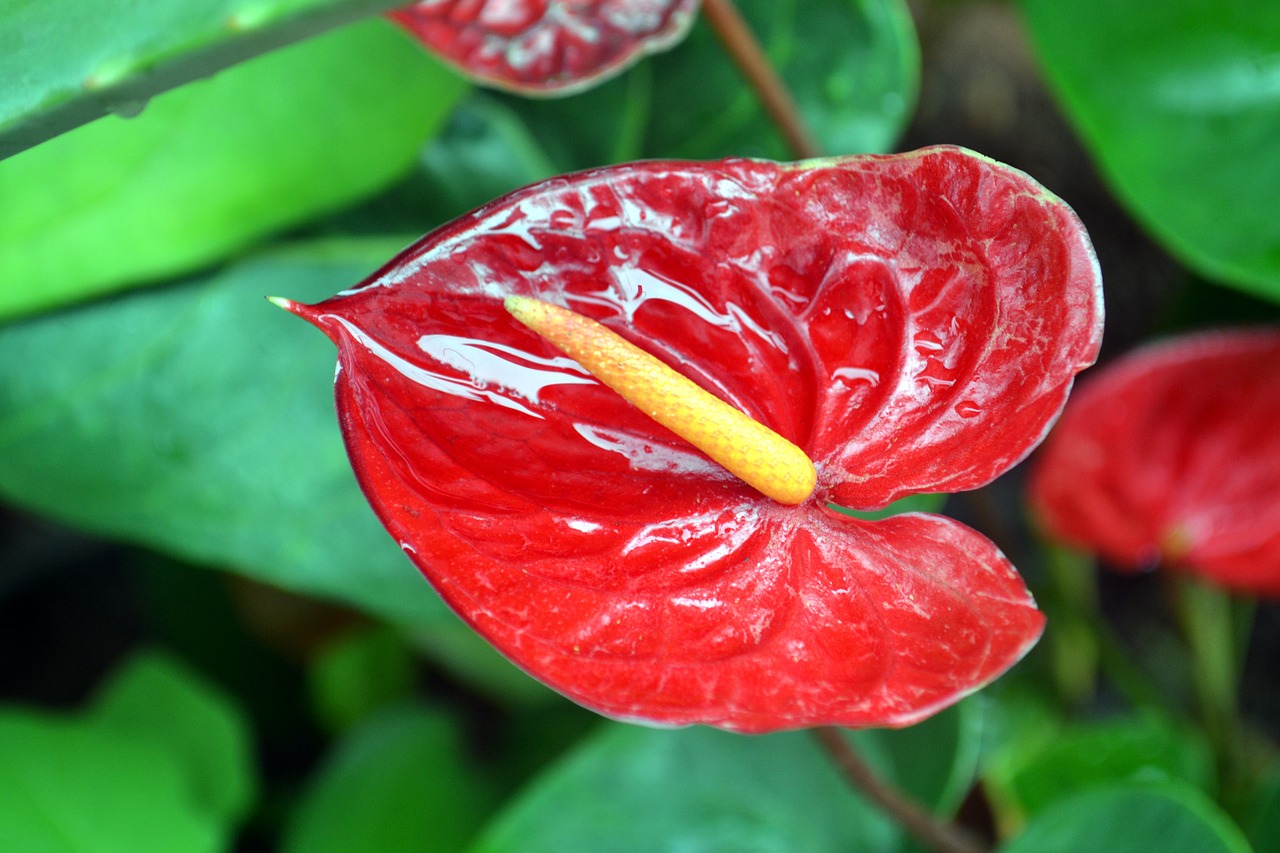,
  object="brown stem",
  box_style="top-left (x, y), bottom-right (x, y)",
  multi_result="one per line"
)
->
top-left (810, 727), bottom-right (990, 853)
top-left (700, 0), bottom-right (823, 159)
